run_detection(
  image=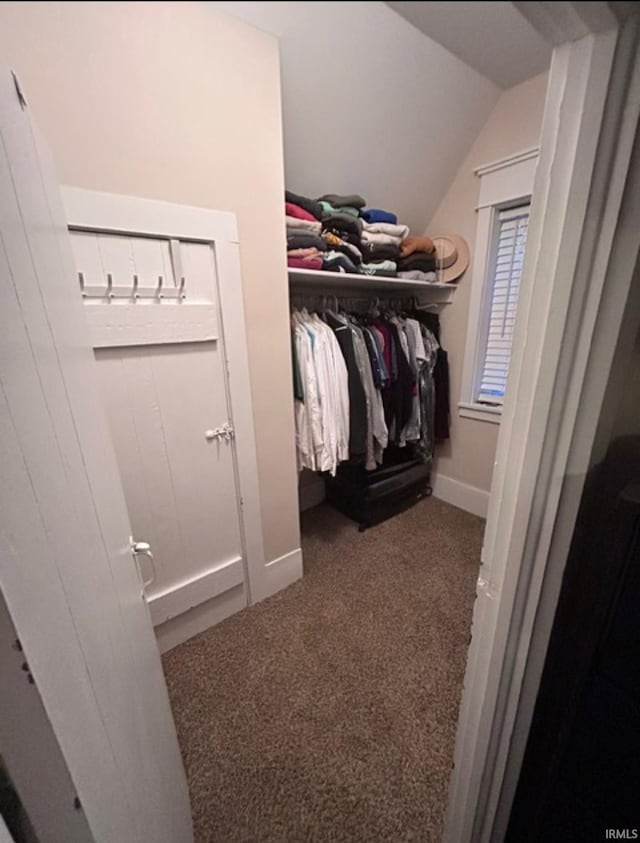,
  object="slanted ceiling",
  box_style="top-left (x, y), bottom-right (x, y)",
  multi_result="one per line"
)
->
top-left (213, 1), bottom-right (503, 233)
top-left (387, 1), bottom-right (552, 89)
